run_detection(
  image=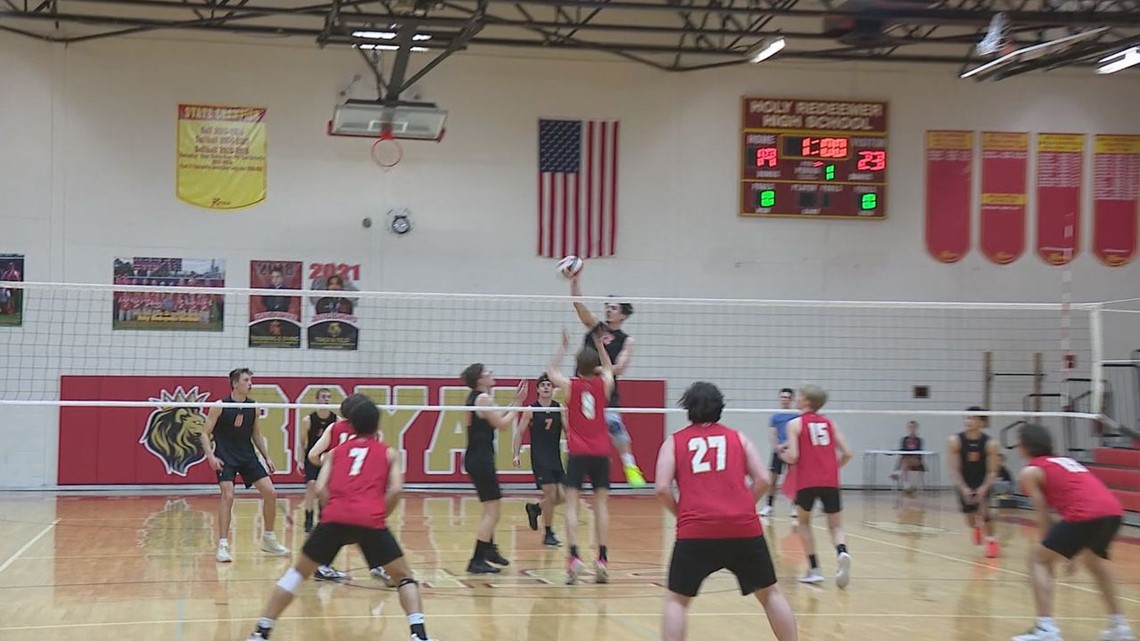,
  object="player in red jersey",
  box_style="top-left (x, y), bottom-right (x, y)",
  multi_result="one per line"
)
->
top-left (546, 329), bottom-right (615, 584)
top-left (779, 384), bottom-right (853, 588)
top-left (655, 381), bottom-right (798, 641)
top-left (306, 394), bottom-right (387, 584)
top-left (1011, 423), bottom-right (1132, 641)
top-left (246, 396), bottom-right (435, 641)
